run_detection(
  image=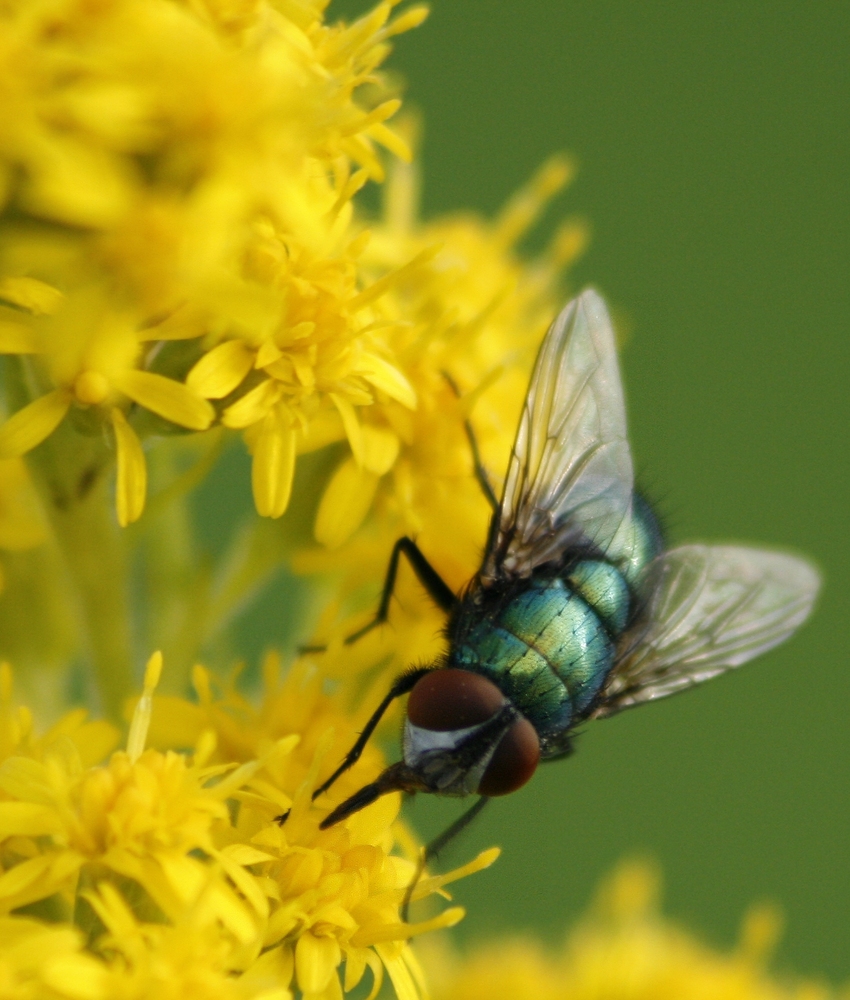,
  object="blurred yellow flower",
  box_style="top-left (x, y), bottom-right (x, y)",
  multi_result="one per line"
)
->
top-left (423, 861), bottom-right (839, 1000)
